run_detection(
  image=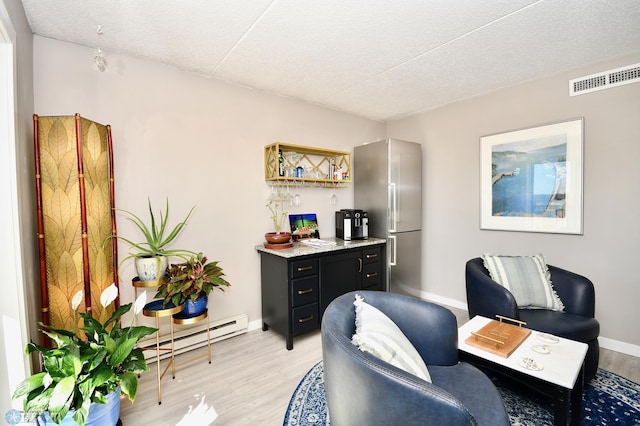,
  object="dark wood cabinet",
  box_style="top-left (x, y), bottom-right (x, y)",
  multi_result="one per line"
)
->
top-left (361, 246), bottom-right (383, 290)
top-left (319, 250), bottom-right (360, 314)
top-left (258, 239), bottom-right (385, 349)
